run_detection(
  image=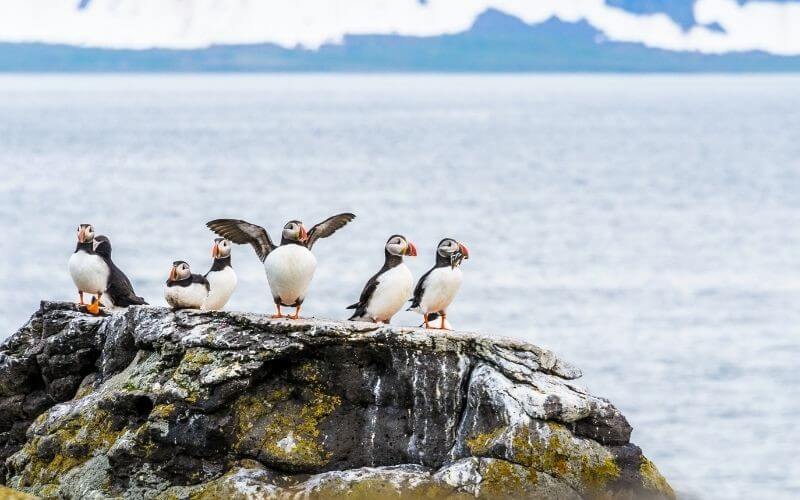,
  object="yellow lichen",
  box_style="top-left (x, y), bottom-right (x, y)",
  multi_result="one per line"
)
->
top-left (150, 403), bottom-right (177, 419)
top-left (640, 457), bottom-right (675, 499)
top-left (233, 381), bottom-right (340, 468)
top-left (0, 485), bottom-right (37, 499)
top-left (466, 427), bottom-right (507, 455)
top-left (480, 460), bottom-right (525, 497)
top-left (16, 408), bottom-right (125, 489)
top-left (470, 423), bottom-right (621, 494)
